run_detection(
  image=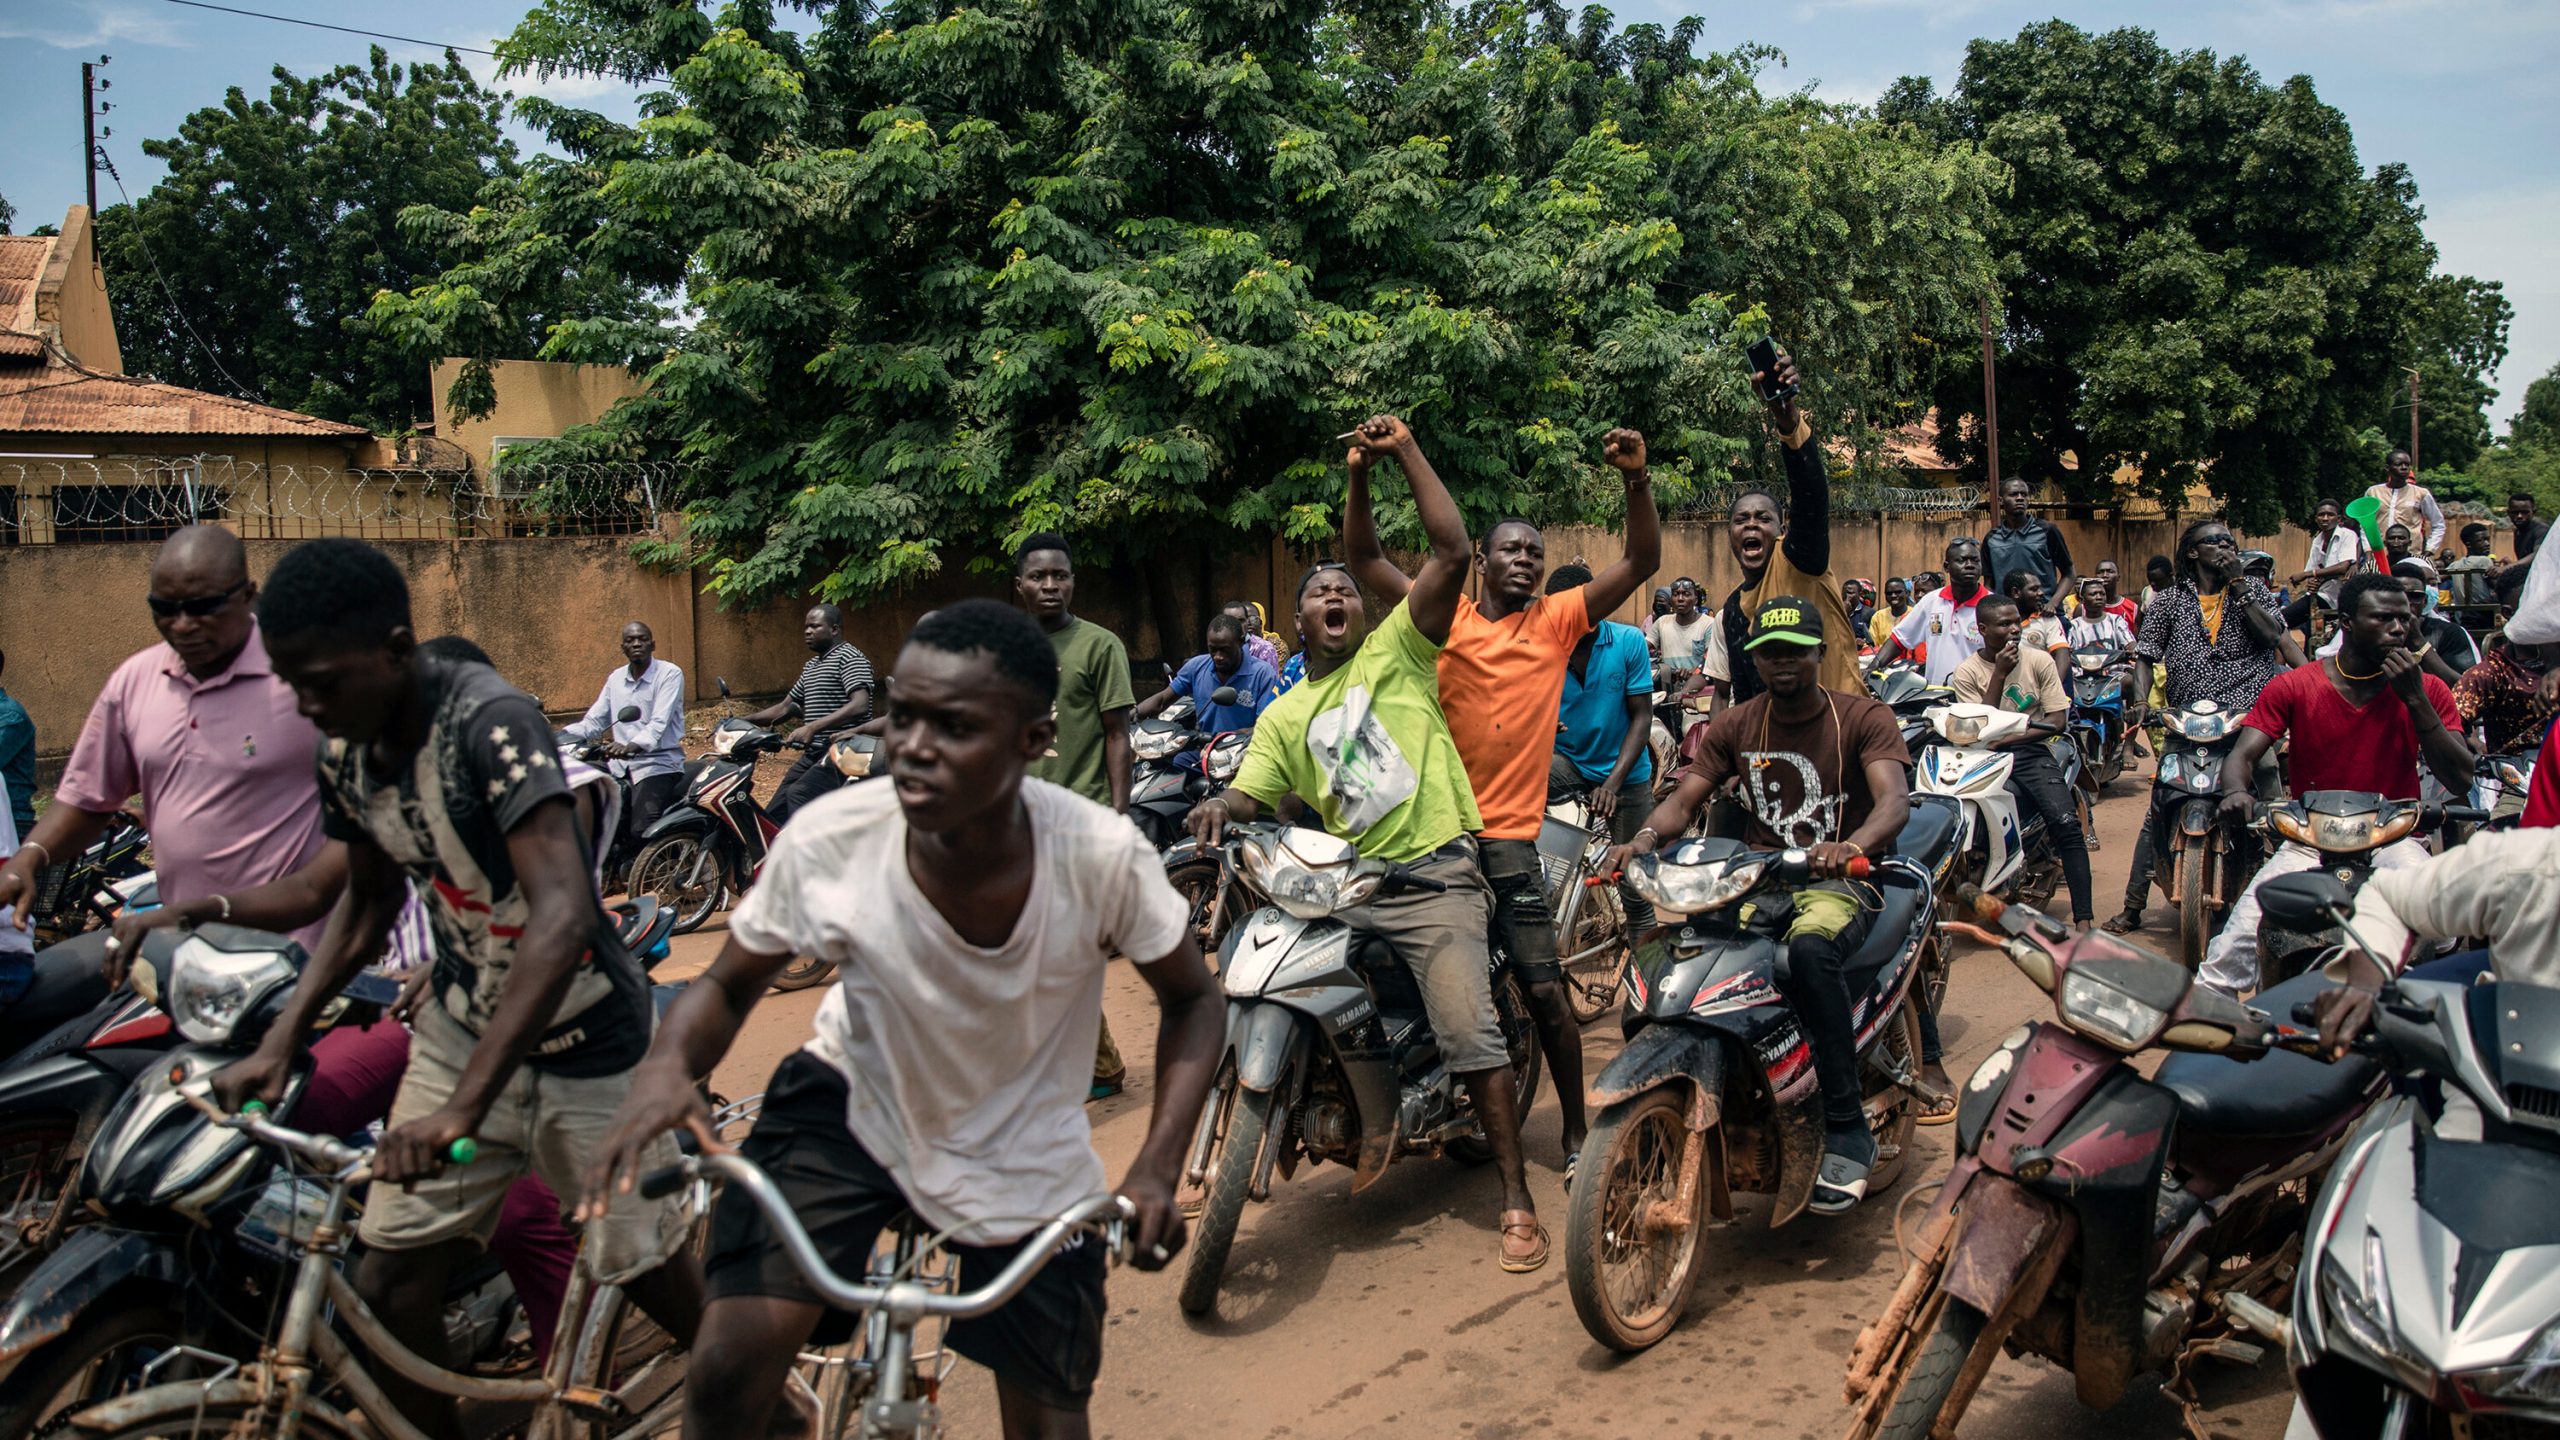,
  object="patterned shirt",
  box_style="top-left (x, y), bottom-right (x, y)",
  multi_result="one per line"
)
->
top-left (785, 641), bottom-right (876, 741)
top-left (2454, 645), bottom-right (2560, 755)
top-left (2134, 576), bottom-right (2289, 714)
